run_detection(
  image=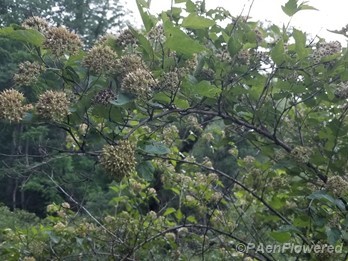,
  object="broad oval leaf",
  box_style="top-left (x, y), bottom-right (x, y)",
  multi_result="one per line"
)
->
top-left (0, 27), bottom-right (45, 46)
top-left (228, 36), bottom-right (242, 57)
top-left (281, 0), bottom-right (299, 17)
top-left (182, 14), bottom-right (215, 29)
top-left (129, 26), bottom-right (154, 58)
top-left (269, 231), bottom-right (291, 243)
top-left (163, 207), bottom-right (176, 216)
top-left (271, 40), bottom-right (286, 65)
top-left (307, 191), bottom-right (336, 204)
top-left (136, 0), bottom-right (156, 32)
top-left (184, 80), bottom-right (221, 98)
top-left (164, 23), bottom-right (206, 57)
top-left (137, 161), bottom-right (155, 181)
top-left (143, 141), bottom-right (170, 155)
top-left (326, 227), bottom-right (341, 245)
